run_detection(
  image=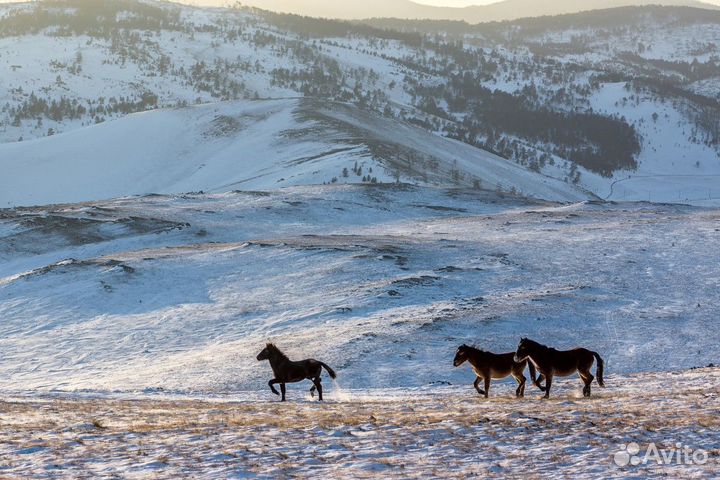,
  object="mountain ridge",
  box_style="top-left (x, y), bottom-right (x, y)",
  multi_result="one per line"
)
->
top-left (240, 0), bottom-right (720, 23)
